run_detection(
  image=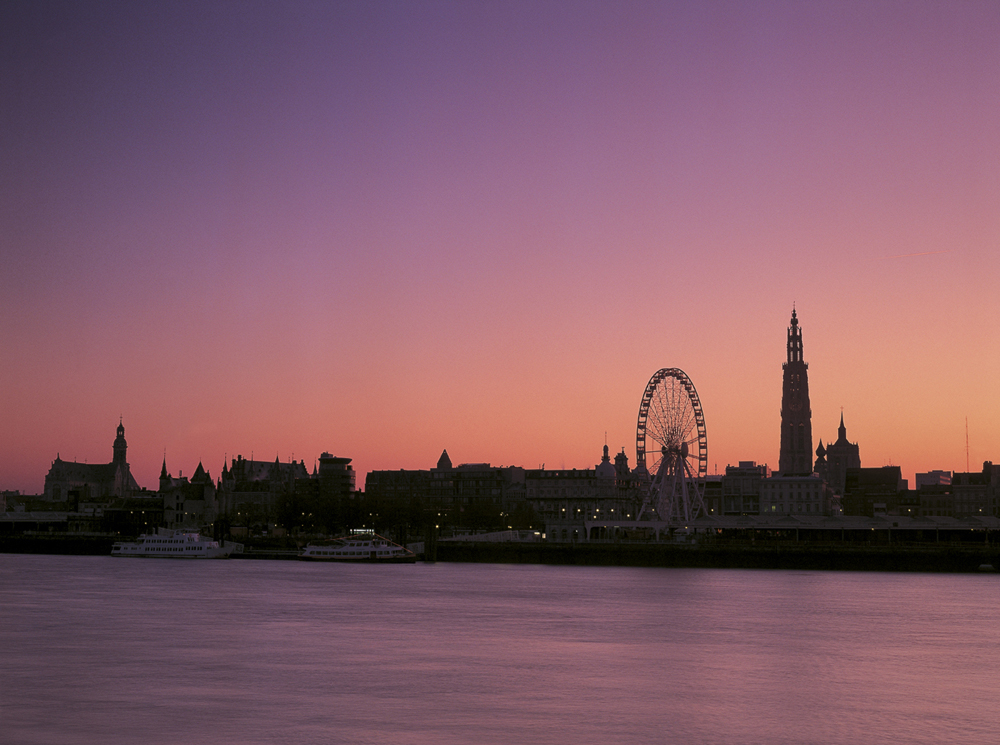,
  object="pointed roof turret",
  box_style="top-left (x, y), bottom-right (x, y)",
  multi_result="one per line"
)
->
top-left (192, 461), bottom-right (207, 482)
top-left (596, 443), bottom-right (615, 479)
top-left (786, 307), bottom-right (803, 364)
top-left (838, 412), bottom-right (847, 442)
top-left (437, 449), bottom-right (453, 470)
top-left (160, 456), bottom-right (168, 480)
